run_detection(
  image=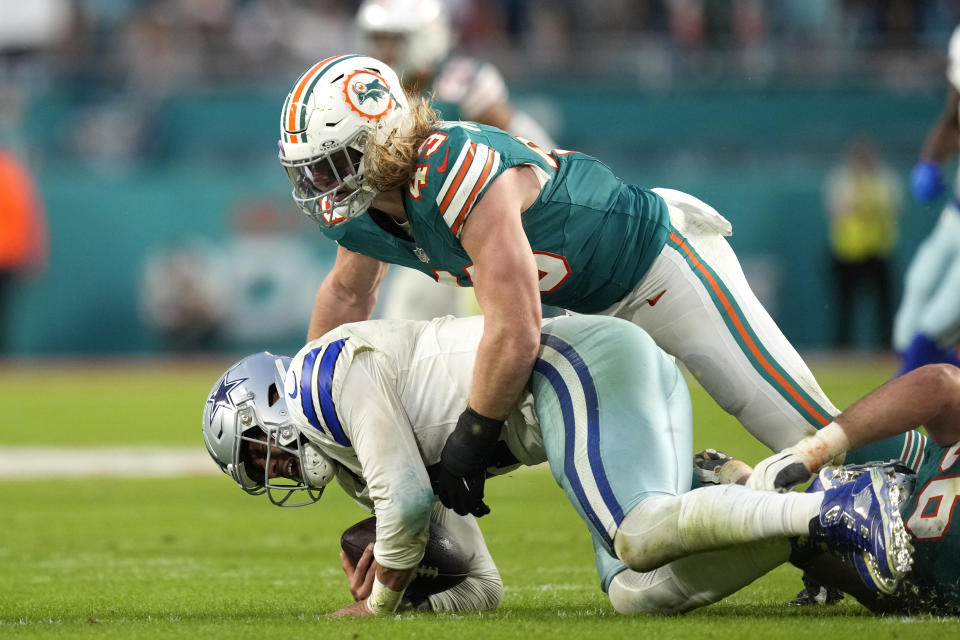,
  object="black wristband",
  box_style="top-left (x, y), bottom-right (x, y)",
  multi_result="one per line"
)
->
top-left (440, 407), bottom-right (504, 477)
